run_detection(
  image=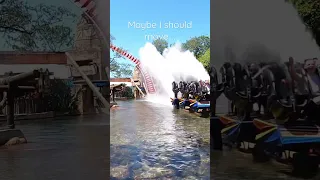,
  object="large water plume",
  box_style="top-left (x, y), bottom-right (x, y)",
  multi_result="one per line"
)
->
top-left (211, 0), bottom-right (320, 68)
top-left (138, 42), bottom-right (209, 103)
